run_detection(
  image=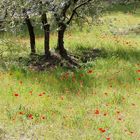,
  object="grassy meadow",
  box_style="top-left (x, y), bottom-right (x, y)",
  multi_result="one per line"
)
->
top-left (0, 4), bottom-right (140, 140)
